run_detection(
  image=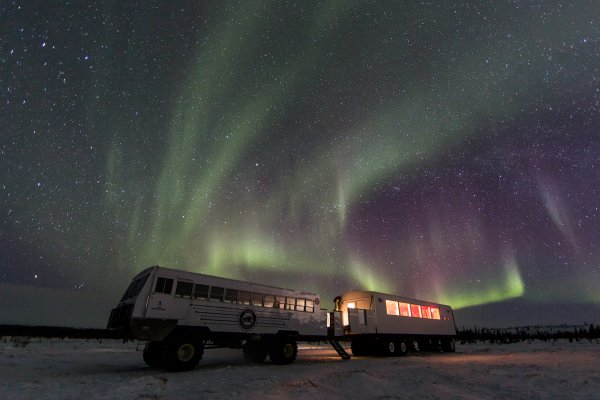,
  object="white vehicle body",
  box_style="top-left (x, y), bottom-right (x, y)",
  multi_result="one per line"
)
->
top-left (108, 267), bottom-right (456, 370)
top-left (108, 266), bottom-right (327, 341)
top-left (337, 290), bottom-right (456, 356)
